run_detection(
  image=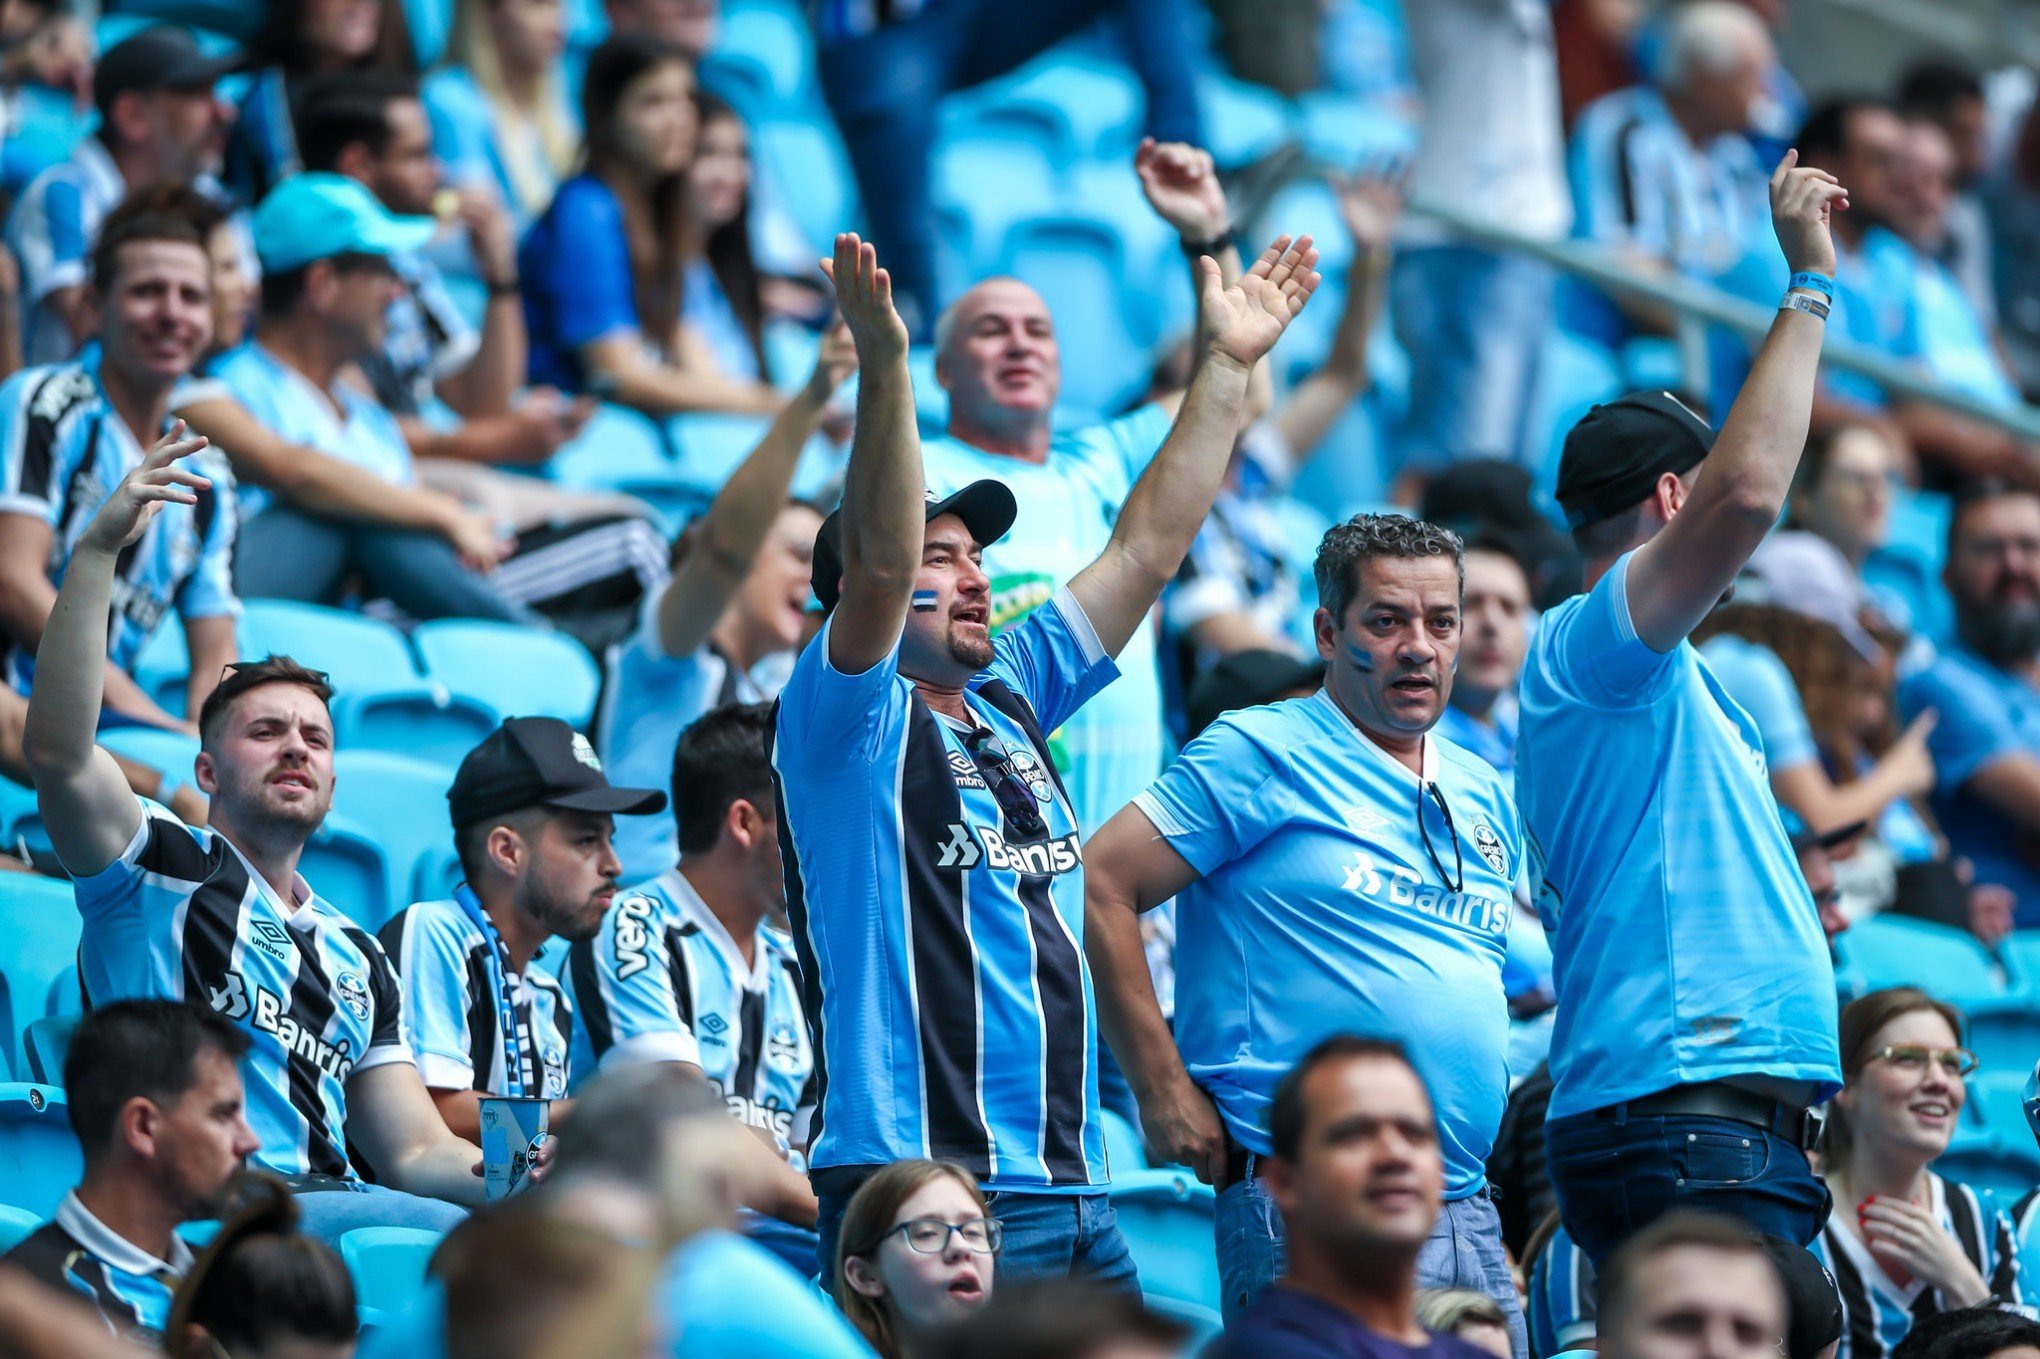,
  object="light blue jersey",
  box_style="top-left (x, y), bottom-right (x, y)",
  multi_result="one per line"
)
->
top-left (920, 404), bottom-right (1172, 834)
top-left (1135, 690), bottom-right (1520, 1198)
top-left (1697, 635), bottom-right (1819, 773)
top-left (1528, 1223), bottom-right (1596, 1359)
top-left (0, 358), bottom-right (238, 693)
top-left (3, 138), bottom-right (124, 366)
top-left (569, 869), bottom-right (815, 1143)
top-left (0, 1193), bottom-right (193, 1343)
top-left (1517, 552), bottom-right (1840, 1120)
top-left (772, 587), bottom-right (1117, 1191)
